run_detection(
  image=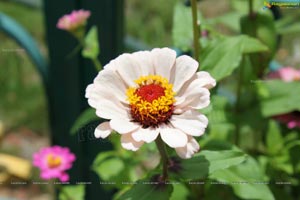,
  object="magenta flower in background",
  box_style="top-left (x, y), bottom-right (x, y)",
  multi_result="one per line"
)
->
top-left (273, 112), bottom-right (300, 129)
top-left (33, 146), bottom-right (76, 182)
top-left (57, 9), bottom-right (91, 31)
top-left (267, 66), bottom-right (300, 82)
top-left (268, 66), bottom-right (300, 129)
